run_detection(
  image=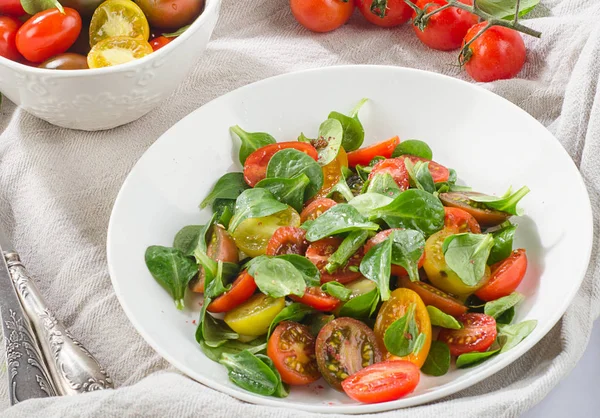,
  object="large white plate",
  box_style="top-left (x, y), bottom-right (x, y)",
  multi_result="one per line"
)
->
top-left (107, 66), bottom-right (593, 413)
